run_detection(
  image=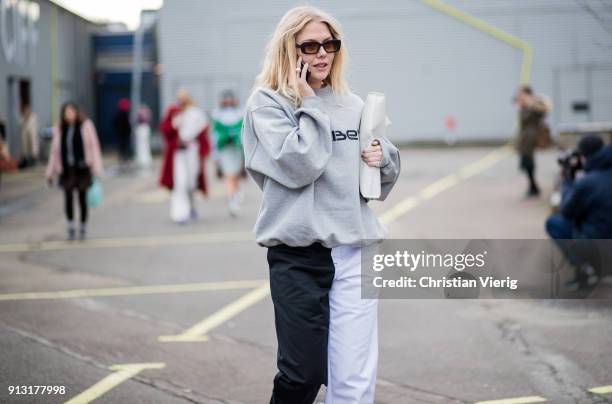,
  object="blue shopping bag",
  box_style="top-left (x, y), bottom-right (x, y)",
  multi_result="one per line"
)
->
top-left (87, 177), bottom-right (103, 208)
